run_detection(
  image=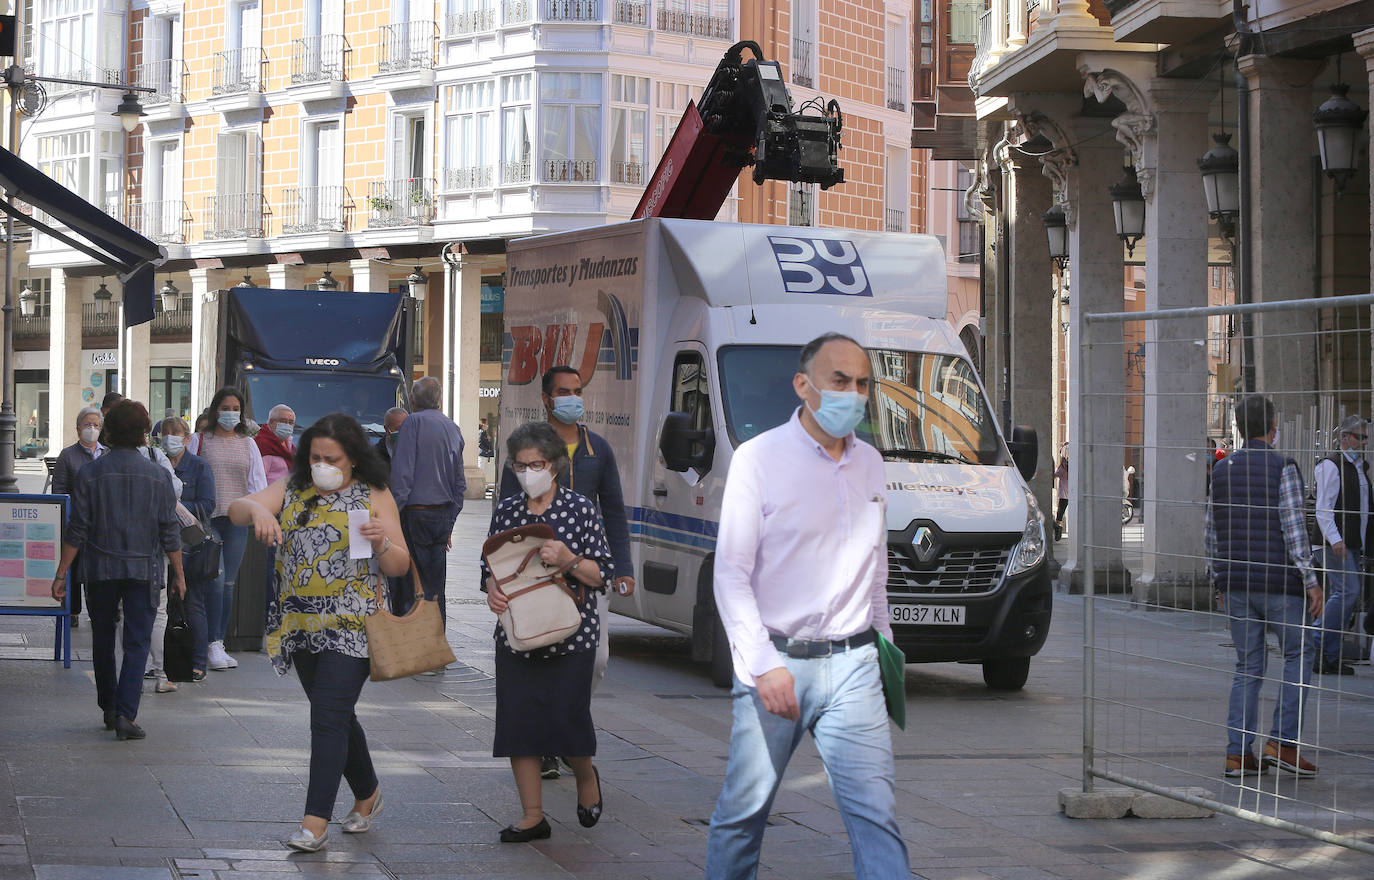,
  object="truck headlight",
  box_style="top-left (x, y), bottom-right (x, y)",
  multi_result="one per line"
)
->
top-left (1007, 492), bottom-right (1046, 577)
